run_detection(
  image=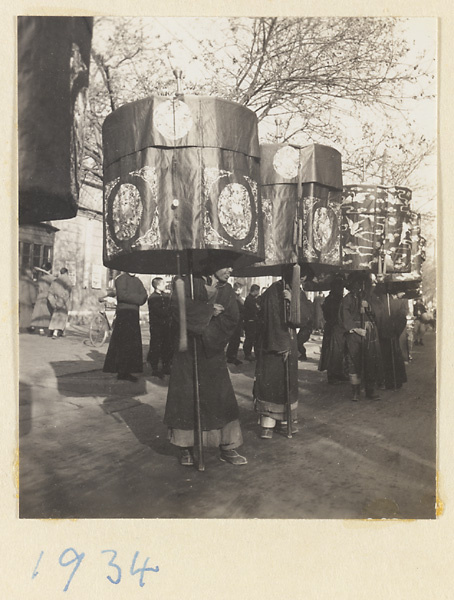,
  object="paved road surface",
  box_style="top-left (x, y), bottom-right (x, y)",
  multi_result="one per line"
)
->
top-left (19, 325), bottom-right (436, 519)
